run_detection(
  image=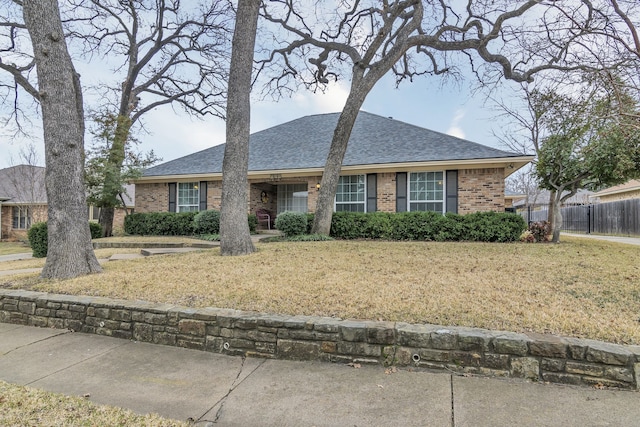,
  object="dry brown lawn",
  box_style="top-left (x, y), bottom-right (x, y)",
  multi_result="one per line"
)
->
top-left (0, 242), bottom-right (31, 256)
top-left (2, 237), bottom-right (639, 345)
top-left (0, 249), bottom-right (141, 272)
top-left (0, 381), bottom-right (185, 426)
